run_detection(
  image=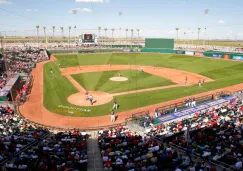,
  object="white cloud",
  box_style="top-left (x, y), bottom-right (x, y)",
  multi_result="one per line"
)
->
top-left (81, 8), bottom-right (91, 12)
top-left (0, 0), bottom-right (12, 4)
top-left (238, 33), bottom-right (243, 36)
top-left (218, 20), bottom-right (225, 24)
top-left (26, 9), bottom-right (39, 12)
top-left (76, 0), bottom-right (104, 2)
top-left (169, 30), bottom-right (175, 33)
top-left (69, 8), bottom-right (92, 13)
